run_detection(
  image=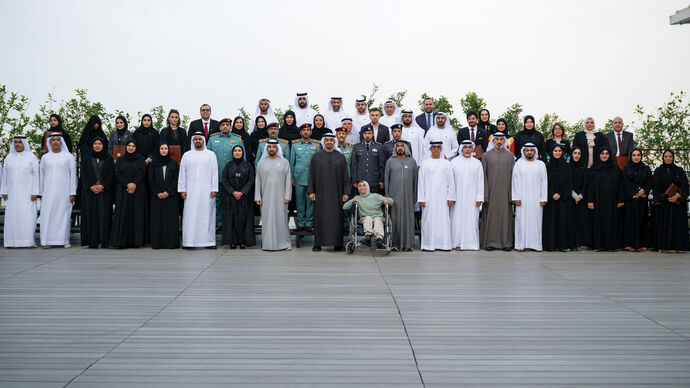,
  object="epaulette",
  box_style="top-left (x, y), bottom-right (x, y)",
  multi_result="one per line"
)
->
top-left (278, 138), bottom-right (288, 144)
top-left (292, 139), bottom-right (301, 144)
top-left (209, 132), bottom-right (219, 137)
top-left (259, 138), bottom-right (268, 143)
top-left (345, 143), bottom-right (353, 147)
top-left (310, 139), bottom-right (320, 144)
